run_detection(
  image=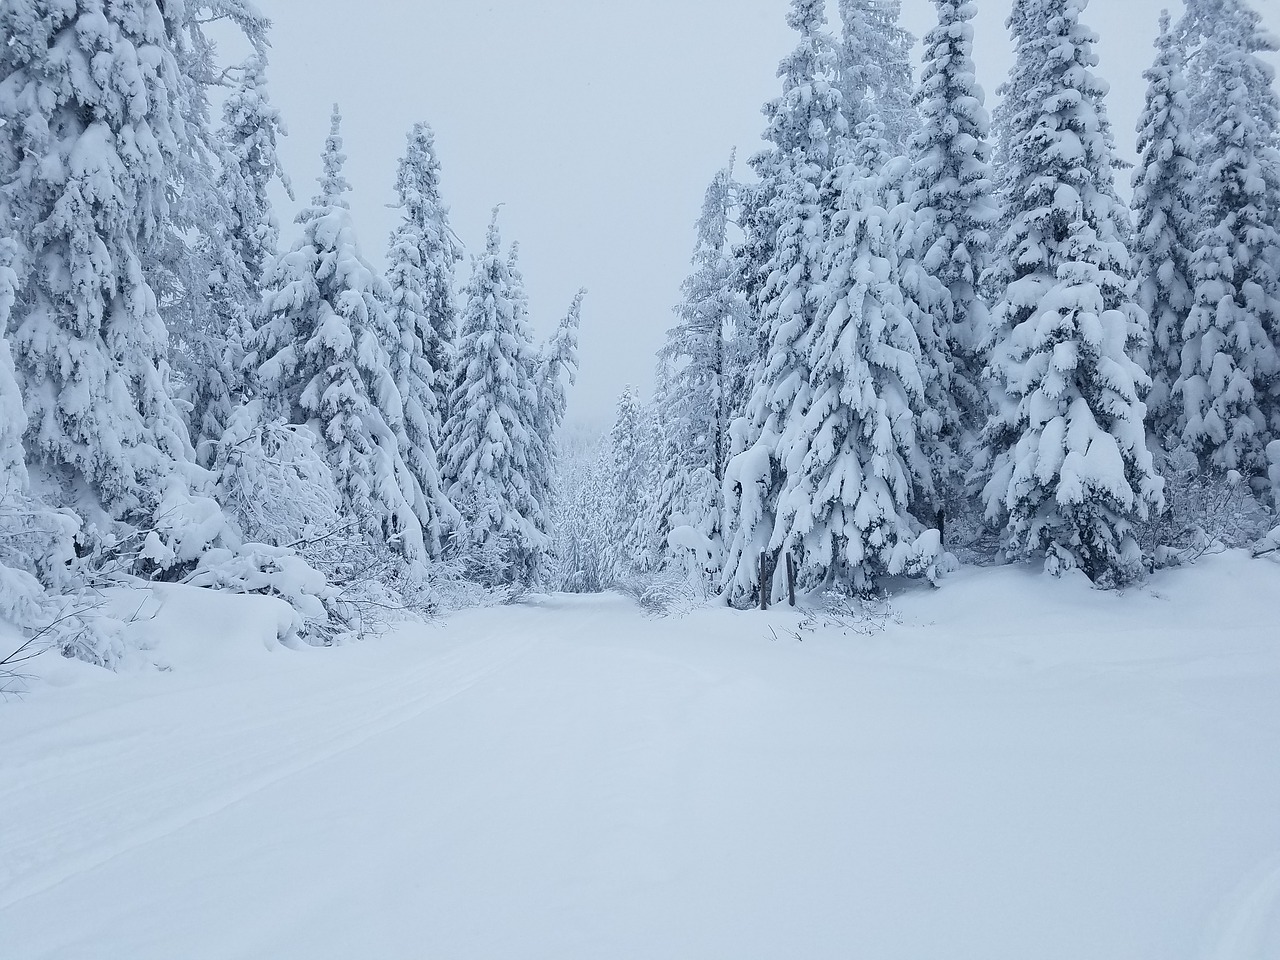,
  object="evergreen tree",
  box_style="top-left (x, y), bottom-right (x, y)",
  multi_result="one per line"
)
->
top-left (835, 0), bottom-right (918, 155)
top-left (650, 159), bottom-right (744, 575)
top-left (769, 152), bottom-right (945, 592)
top-left (0, 0), bottom-right (201, 521)
top-left (908, 0), bottom-right (997, 434)
top-left (1131, 12), bottom-right (1198, 442)
top-left (249, 106), bottom-right (427, 566)
top-left (530, 289), bottom-right (585, 544)
top-left (1173, 4), bottom-right (1280, 472)
top-left (384, 124), bottom-right (464, 555)
top-left (603, 387), bottom-right (658, 582)
top-left (389, 123), bottom-right (461, 425)
top-left (722, 0), bottom-right (847, 601)
top-left (980, 0), bottom-right (1163, 585)
top-left (441, 212), bottom-right (545, 585)
top-left (189, 53), bottom-right (292, 465)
